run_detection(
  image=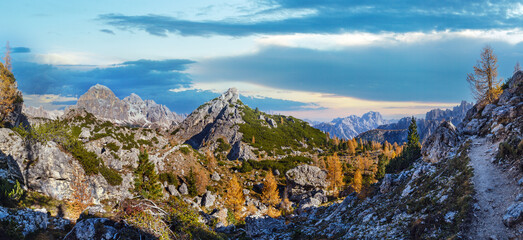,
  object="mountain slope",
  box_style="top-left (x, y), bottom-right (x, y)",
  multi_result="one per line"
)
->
top-left (313, 111), bottom-right (389, 139)
top-left (175, 88), bottom-right (328, 160)
top-left (69, 84), bottom-right (183, 128)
